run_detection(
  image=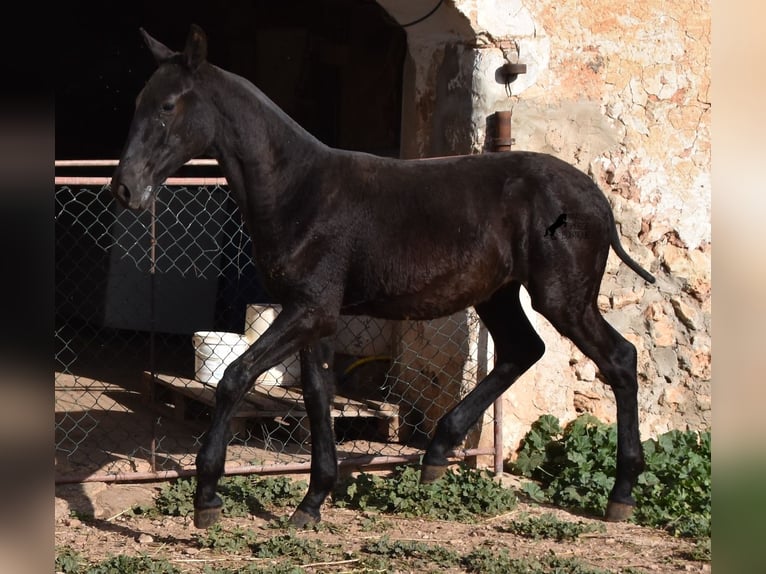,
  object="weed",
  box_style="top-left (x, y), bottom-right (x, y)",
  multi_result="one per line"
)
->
top-left (126, 502), bottom-right (160, 518)
top-left (511, 414), bottom-right (711, 537)
top-left (155, 478), bottom-right (196, 517)
top-left (678, 537), bottom-right (711, 562)
top-left (251, 533), bottom-right (329, 562)
top-left (243, 475), bottom-right (307, 509)
top-left (355, 555), bottom-right (393, 571)
top-left (194, 524), bottom-right (259, 553)
top-left (154, 475), bottom-right (308, 518)
top-left (55, 546), bottom-right (84, 574)
top-left (333, 463), bottom-right (516, 521)
top-left (201, 564), bottom-right (305, 574)
top-left (362, 535), bottom-right (461, 567)
top-left (499, 512), bottom-right (606, 541)
top-left (463, 546), bottom-right (613, 573)
top-left (81, 554), bottom-right (180, 574)
top-left (357, 512), bottom-right (393, 532)
top-left (265, 515), bottom-right (295, 530)
top-left (634, 429), bottom-right (711, 537)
